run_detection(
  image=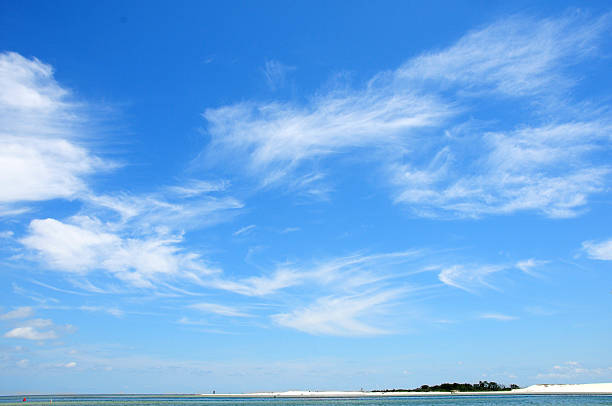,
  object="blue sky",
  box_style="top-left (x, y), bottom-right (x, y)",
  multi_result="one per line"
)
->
top-left (1, 0), bottom-right (612, 395)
